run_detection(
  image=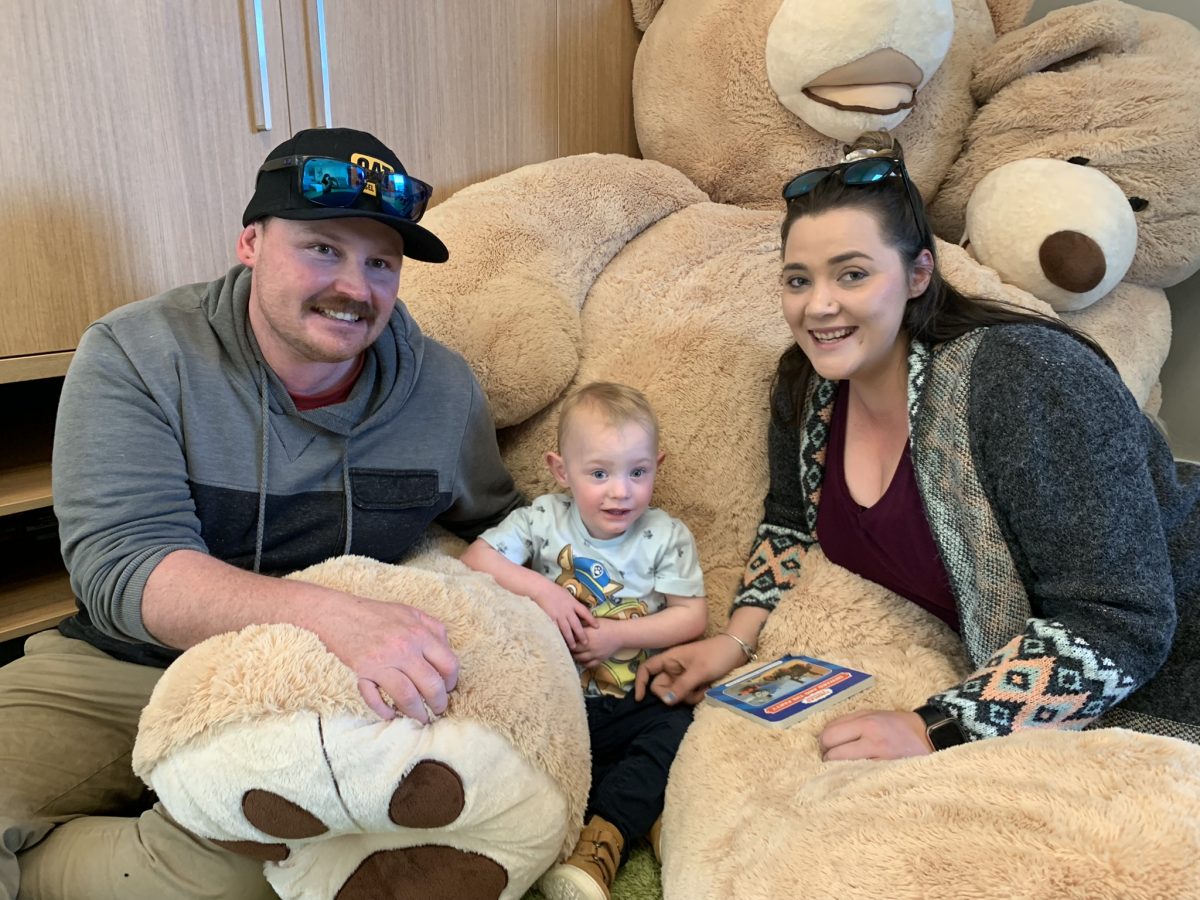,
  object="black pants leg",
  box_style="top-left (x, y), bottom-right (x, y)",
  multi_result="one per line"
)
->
top-left (584, 691), bottom-right (694, 858)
